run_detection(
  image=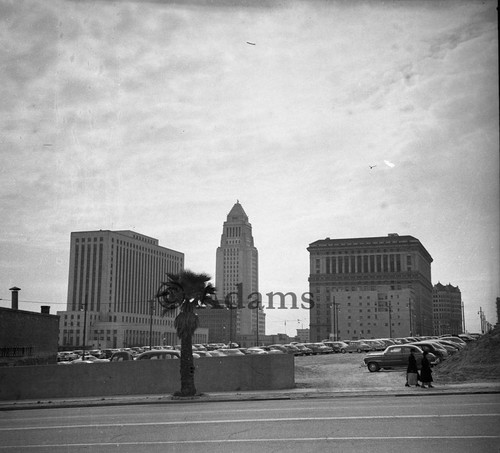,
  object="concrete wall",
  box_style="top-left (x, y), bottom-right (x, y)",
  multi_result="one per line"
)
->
top-left (0, 354), bottom-right (294, 401)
